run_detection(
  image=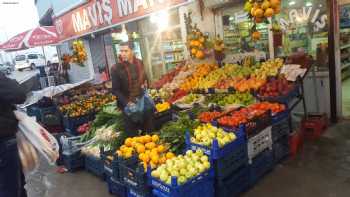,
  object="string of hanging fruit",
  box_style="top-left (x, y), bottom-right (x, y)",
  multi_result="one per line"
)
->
top-left (244, 0), bottom-right (282, 41)
top-left (71, 40), bottom-right (87, 66)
